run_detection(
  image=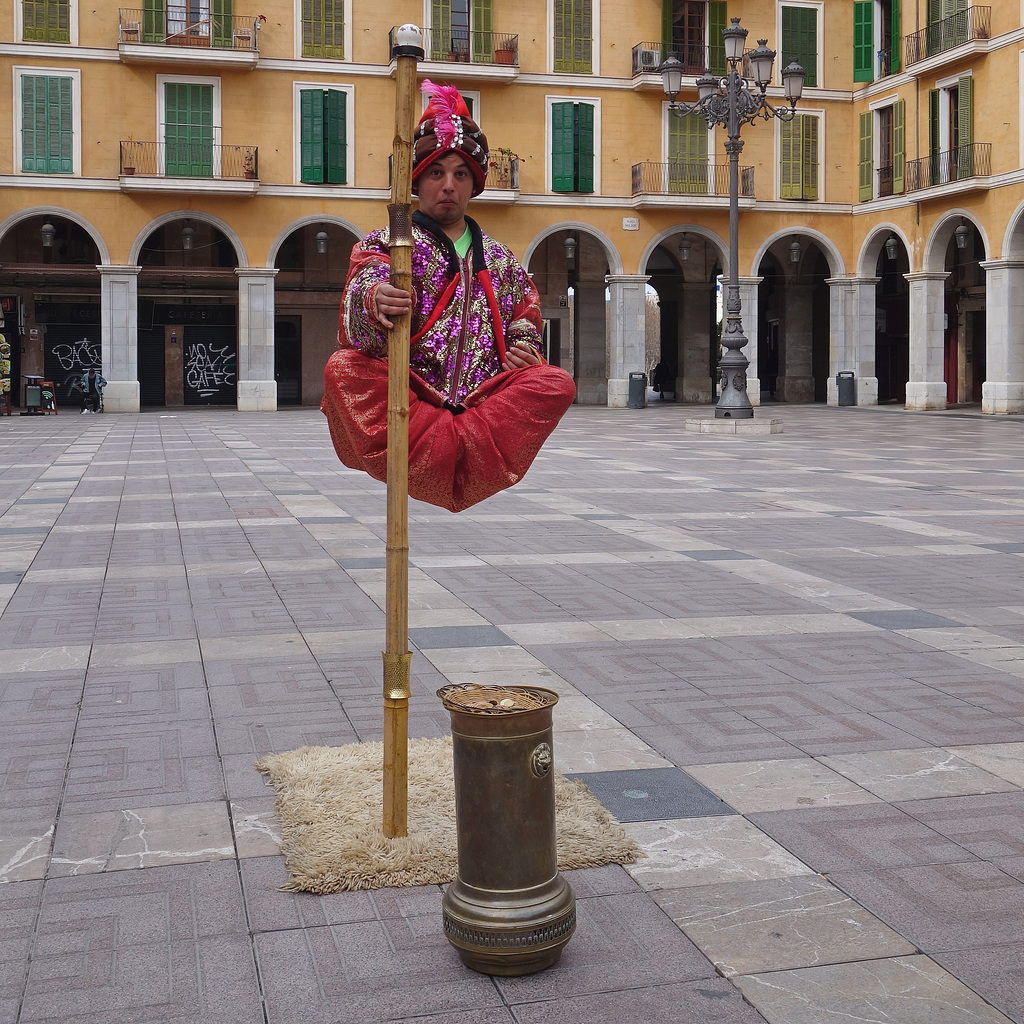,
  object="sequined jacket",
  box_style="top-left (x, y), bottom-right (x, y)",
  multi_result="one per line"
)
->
top-left (339, 212), bottom-right (543, 405)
